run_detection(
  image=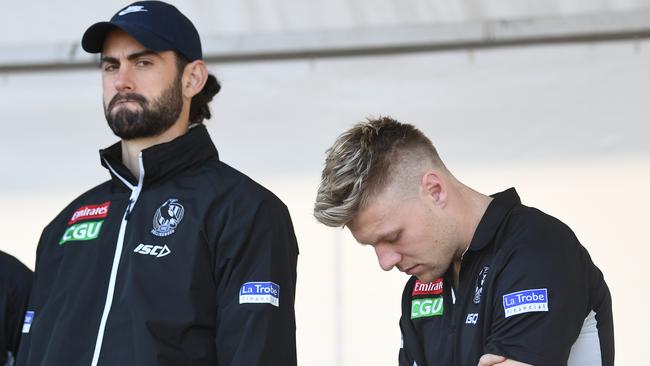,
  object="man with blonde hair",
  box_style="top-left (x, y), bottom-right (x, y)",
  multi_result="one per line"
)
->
top-left (314, 117), bottom-right (613, 366)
